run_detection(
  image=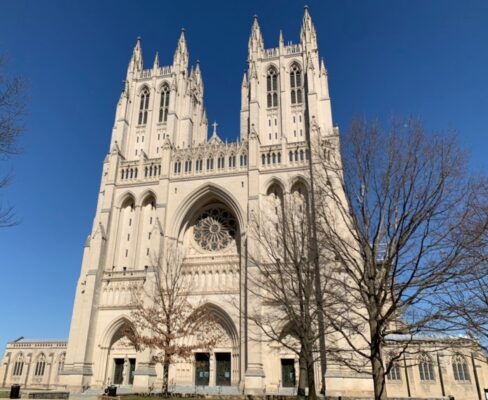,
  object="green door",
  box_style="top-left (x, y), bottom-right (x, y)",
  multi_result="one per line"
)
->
top-left (195, 353), bottom-right (210, 386)
top-left (215, 353), bottom-right (231, 386)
